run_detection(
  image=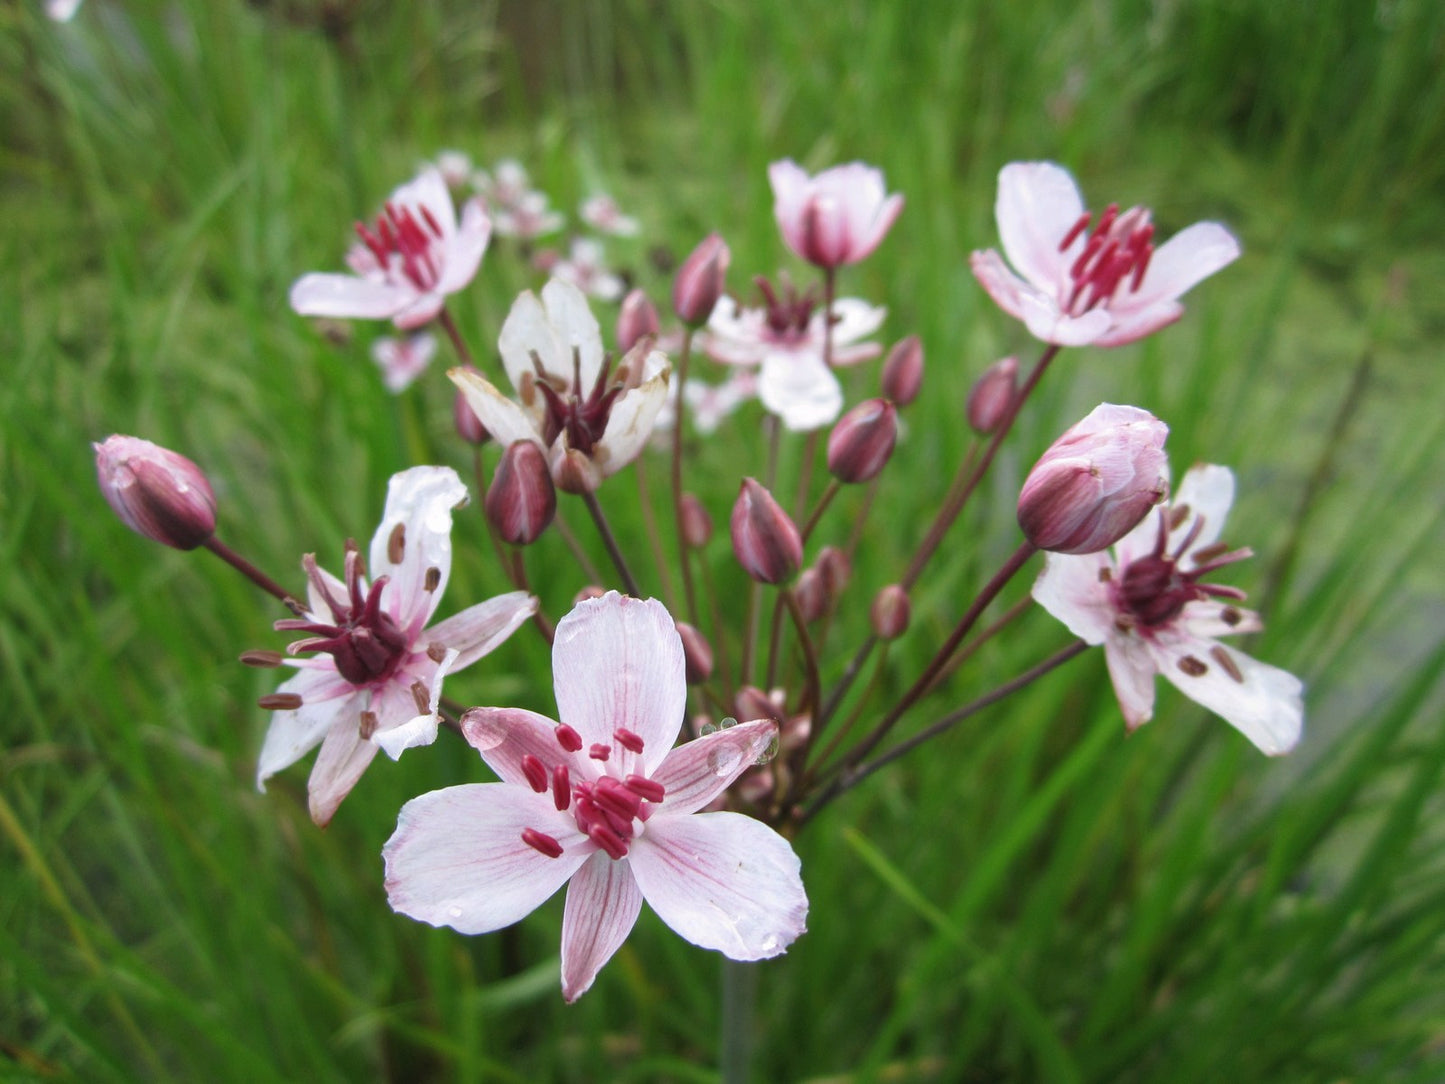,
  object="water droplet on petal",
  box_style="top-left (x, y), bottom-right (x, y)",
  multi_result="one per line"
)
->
top-left (465, 713), bottom-right (508, 750)
top-left (759, 934), bottom-right (780, 953)
top-left (447, 905), bottom-right (463, 919)
top-left (708, 744), bottom-right (743, 778)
